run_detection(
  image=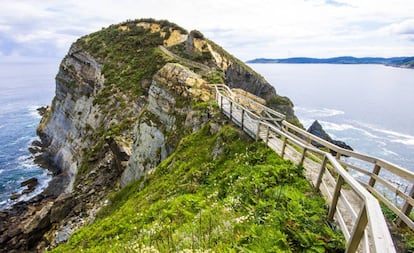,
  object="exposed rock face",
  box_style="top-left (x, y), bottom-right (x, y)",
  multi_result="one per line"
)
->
top-left (121, 63), bottom-right (212, 186)
top-left (0, 19), bottom-right (299, 252)
top-left (307, 120), bottom-right (353, 155)
top-left (37, 44), bottom-right (106, 192)
top-left (225, 62), bottom-right (276, 101)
